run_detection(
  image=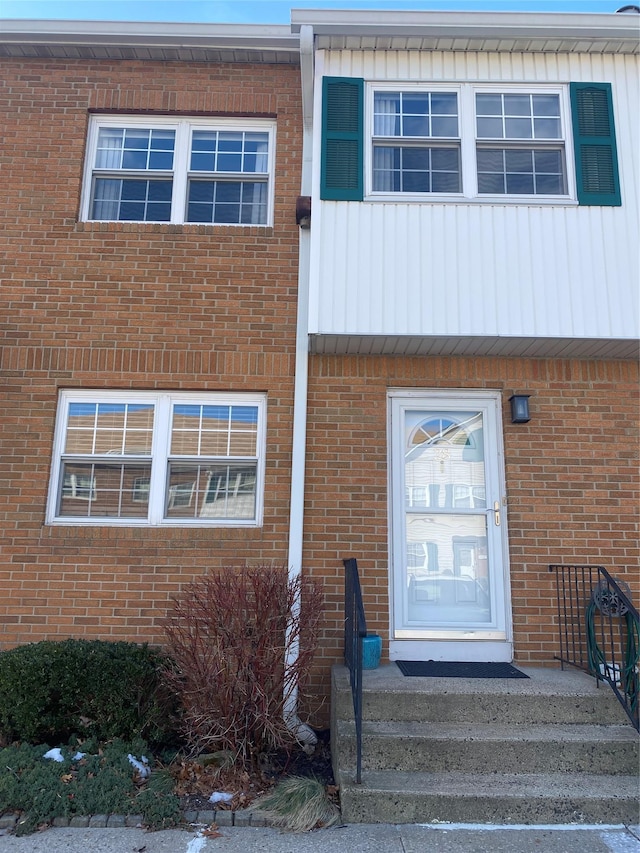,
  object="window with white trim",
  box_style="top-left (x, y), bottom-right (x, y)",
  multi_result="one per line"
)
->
top-left (373, 90), bottom-right (461, 193)
top-left (82, 116), bottom-right (275, 225)
top-left (475, 92), bottom-right (566, 195)
top-left (368, 84), bottom-right (569, 200)
top-left (47, 391), bottom-right (266, 526)
top-left (322, 77), bottom-right (620, 205)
